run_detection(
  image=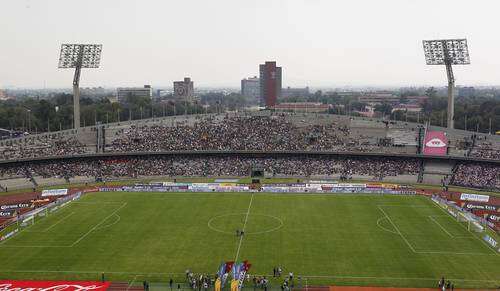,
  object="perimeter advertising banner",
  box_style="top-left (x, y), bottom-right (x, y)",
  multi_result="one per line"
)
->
top-left (423, 131), bottom-right (448, 156)
top-left (0, 210), bottom-right (17, 217)
top-left (460, 193), bottom-right (490, 203)
top-left (462, 203), bottom-right (497, 212)
top-left (0, 203), bottom-right (31, 211)
top-left (0, 280), bottom-right (110, 290)
top-left (41, 188), bottom-right (68, 197)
